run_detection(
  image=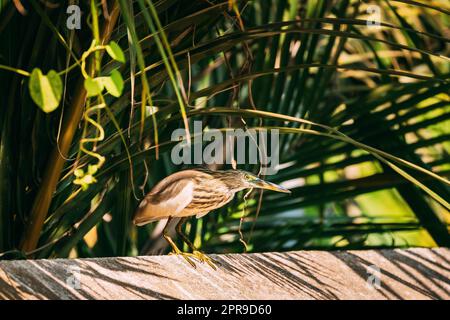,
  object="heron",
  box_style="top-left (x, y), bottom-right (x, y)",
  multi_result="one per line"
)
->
top-left (133, 168), bottom-right (291, 269)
